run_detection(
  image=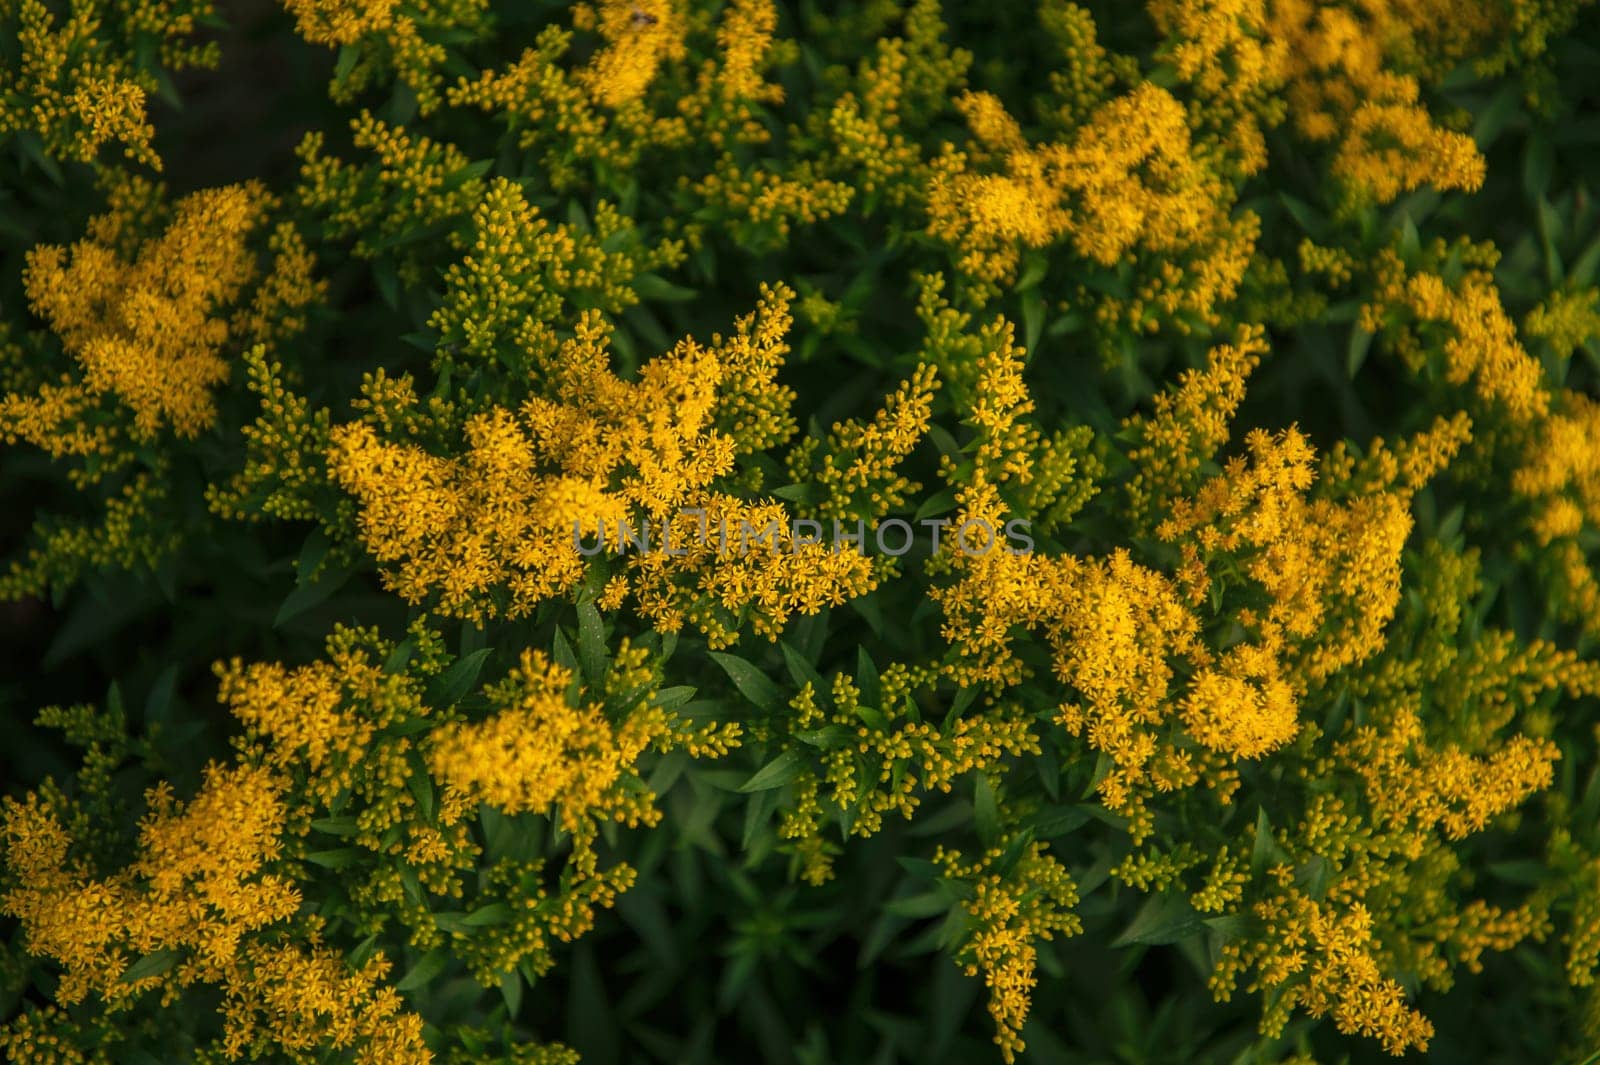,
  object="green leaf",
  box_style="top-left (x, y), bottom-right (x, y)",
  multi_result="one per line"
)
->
top-left (274, 563), bottom-right (353, 628)
top-left (465, 902), bottom-right (514, 926)
top-left (332, 44), bottom-right (361, 85)
top-left (1570, 232), bottom-right (1600, 288)
top-left (1279, 193), bottom-right (1324, 238)
top-left (567, 943), bottom-right (618, 1062)
top-left (406, 749), bottom-right (435, 822)
top-left (431, 911), bottom-right (473, 934)
top-left (1473, 82), bottom-right (1522, 149)
top-left (896, 857), bottom-right (942, 881)
top-left (1538, 196), bottom-right (1566, 285)
top-left (499, 967), bottom-right (523, 1018)
top-left (926, 424), bottom-right (963, 459)
top-left (934, 908), bottom-right (975, 952)
top-left (1112, 892), bottom-right (1206, 948)
top-left (884, 891), bottom-right (949, 919)
top-left (15, 129), bottom-right (65, 185)
top-left (1021, 287), bottom-right (1045, 356)
top-left (1296, 854), bottom-right (1334, 900)
top-left (653, 685), bottom-right (697, 712)
top-left (1016, 254), bottom-right (1048, 292)
top-left (1203, 915), bottom-right (1248, 940)
top-left (143, 665), bottom-right (179, 728)
top-left (1035, 746), bottom-right (1060, 802)
top-left (452, 158), bottom-right (494, 188)
top-left (795, 724), bottom-right (852, 749)
top-left (577, 599), bottom-right (607, 684)
top-left (711, 652), bottom-right (785, 713)
top-left (741, 785), bottom-right (780, 849)
top-left (913, 486), bottom-right (959, 522)
top-left (1346, 326), bottom-right (1374, 379)
top-left (427, 647), bottom-right (493, 707)
top-left (373, 256), bottom-right (401, 310)
top-left (633, 273), bottom-right (699, 302)
top-left (1397, 213), bottom-right (1421, 258)
top-left (781, 642), bottom-right (825, 692)
top-left (305, 848), bottom-right (361, 869)
top-left (552, 627), bottom-right (578, 673)
top-left (295, 528), bottom-right (331, 581)
top-left (1523, 132), bottom-right (1555, 202)
top-left (770, 483), bottom-right (821, 504)
top-left (347, 933), bottom-right (380, 969)
top-left (1487, 859), bottom-right (1549, 885)
top-left (994, 826), bottom-right (1035, 877)
top-left (855, 647), bottom-right (880, 709)
top-left (383, 639), bottom-right (415, 676)
top-left (738, 749), bottom-right (808, 792)
top-left (973, 774), bottom-right (1000, 849)
top-left (1437, 504), bottom-right (1465, 543)
top-left (1028, 805), bottom-right (1092, 838)
top-left (853, 704), bottom-right (889, 731)
top-left (479, 806), bottom-right (521, 861)
top-left (395, 948), bottom-right (449, 992)
top-left (120, 949), bottom-right (180, 984)
top-left (1251, 807), bottom-right (1288, 875)
top-left (853, 593), bottom-right (884, 637)
top-left (44, 587), bottom-right (148, 668)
